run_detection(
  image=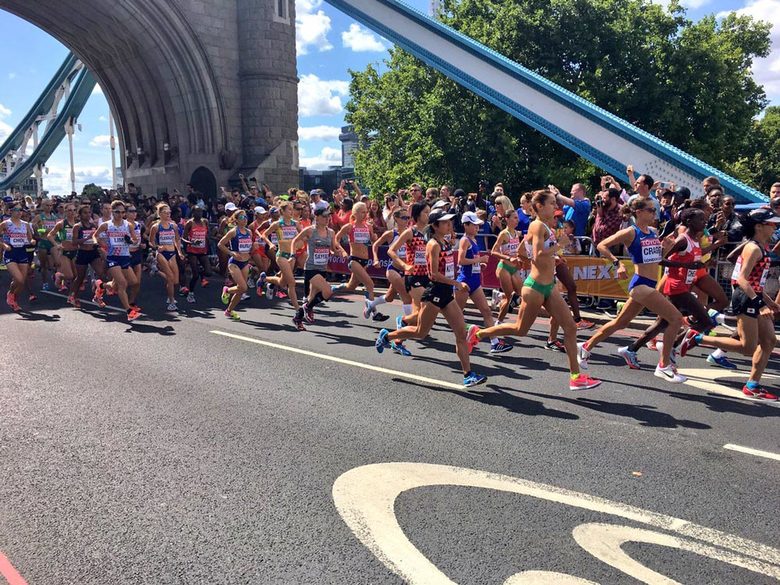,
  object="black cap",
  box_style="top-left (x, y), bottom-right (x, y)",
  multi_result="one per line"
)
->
top-left (674, 186), bottom-right (691, 200)
top-left (747, 208), bottom-right (780, 224)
